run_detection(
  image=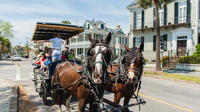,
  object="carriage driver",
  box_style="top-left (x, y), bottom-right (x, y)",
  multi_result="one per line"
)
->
top-left (49, 34), bottom-right (66, 62)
